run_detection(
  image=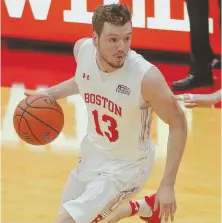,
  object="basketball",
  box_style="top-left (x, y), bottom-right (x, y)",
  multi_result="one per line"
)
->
top-left (13, 95), bottom-right (64, 145)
